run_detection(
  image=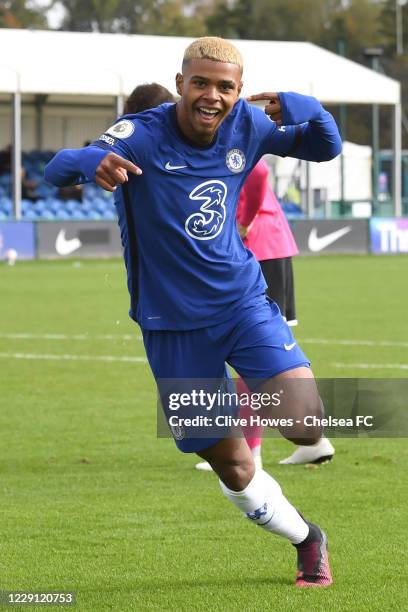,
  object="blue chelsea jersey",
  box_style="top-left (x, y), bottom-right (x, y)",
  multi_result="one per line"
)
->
top-left (44, 95), bottom-right (341, 330)
top-left (103, 101), bottom-right (285, 330)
